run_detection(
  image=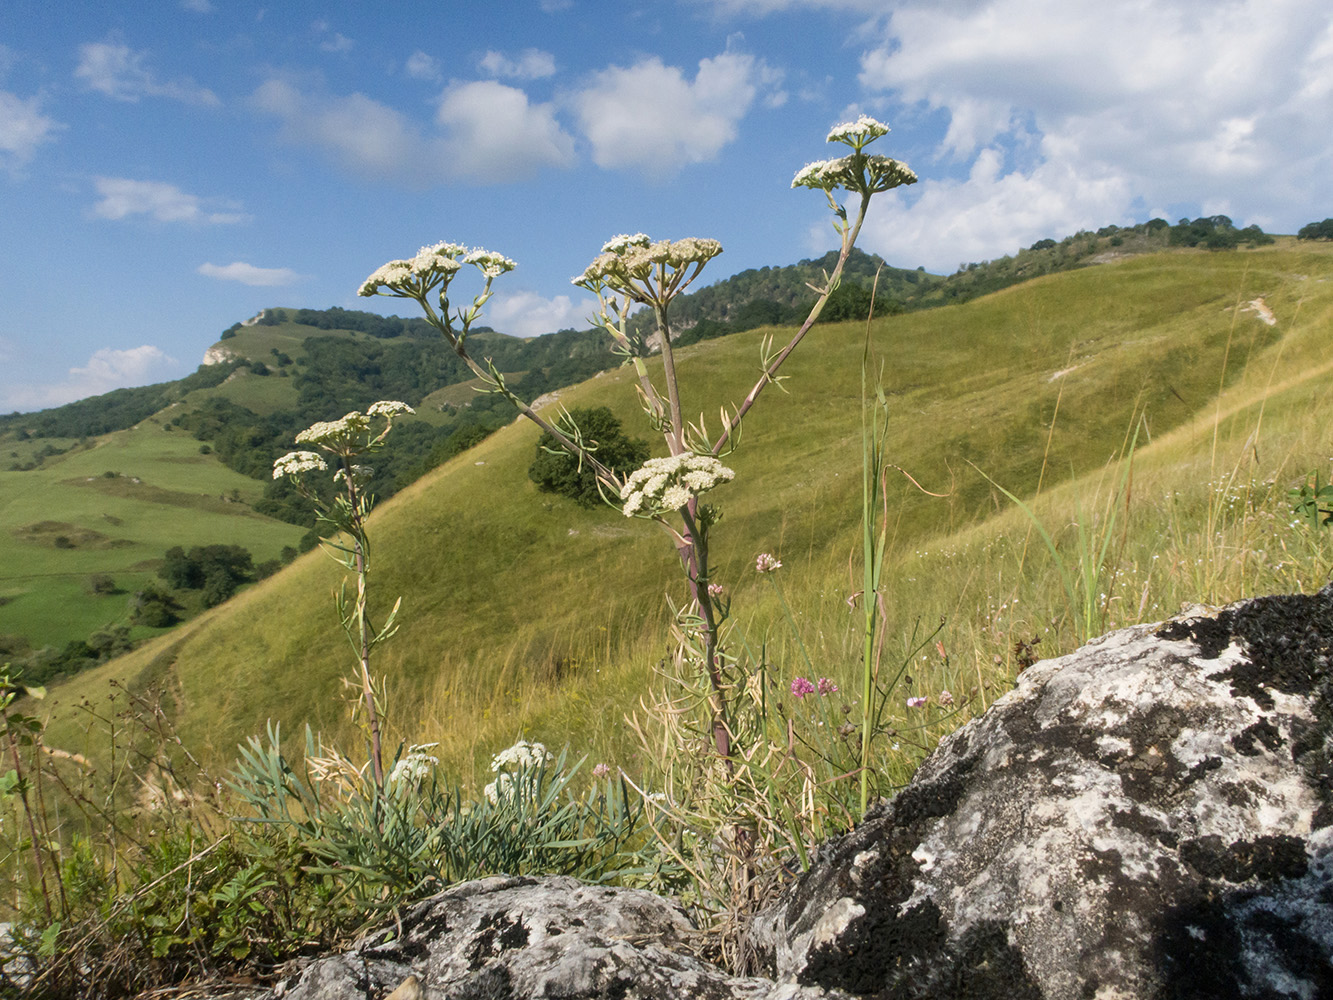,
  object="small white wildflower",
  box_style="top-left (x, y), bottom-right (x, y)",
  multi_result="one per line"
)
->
top-left (827, 115), bottom-right (890, 146)
top-left (273, 451), bottom-right (328, 479)
top-left (367, 400), bottom-right (415, 418)
top-left (484, 773), bottom-right (514, 805)
top-left (755, 552), bottom-right (782, 573)
top-left (491, 740), bottom-right (553, 772)
top-left (463, 248), bottom-right (517, 278)
top-left (601, 233), bottom-right (652, 254)
top-left (388, 743), bottom-right (439, 787)
top-left (358, 260), bottom-right (414, 296)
